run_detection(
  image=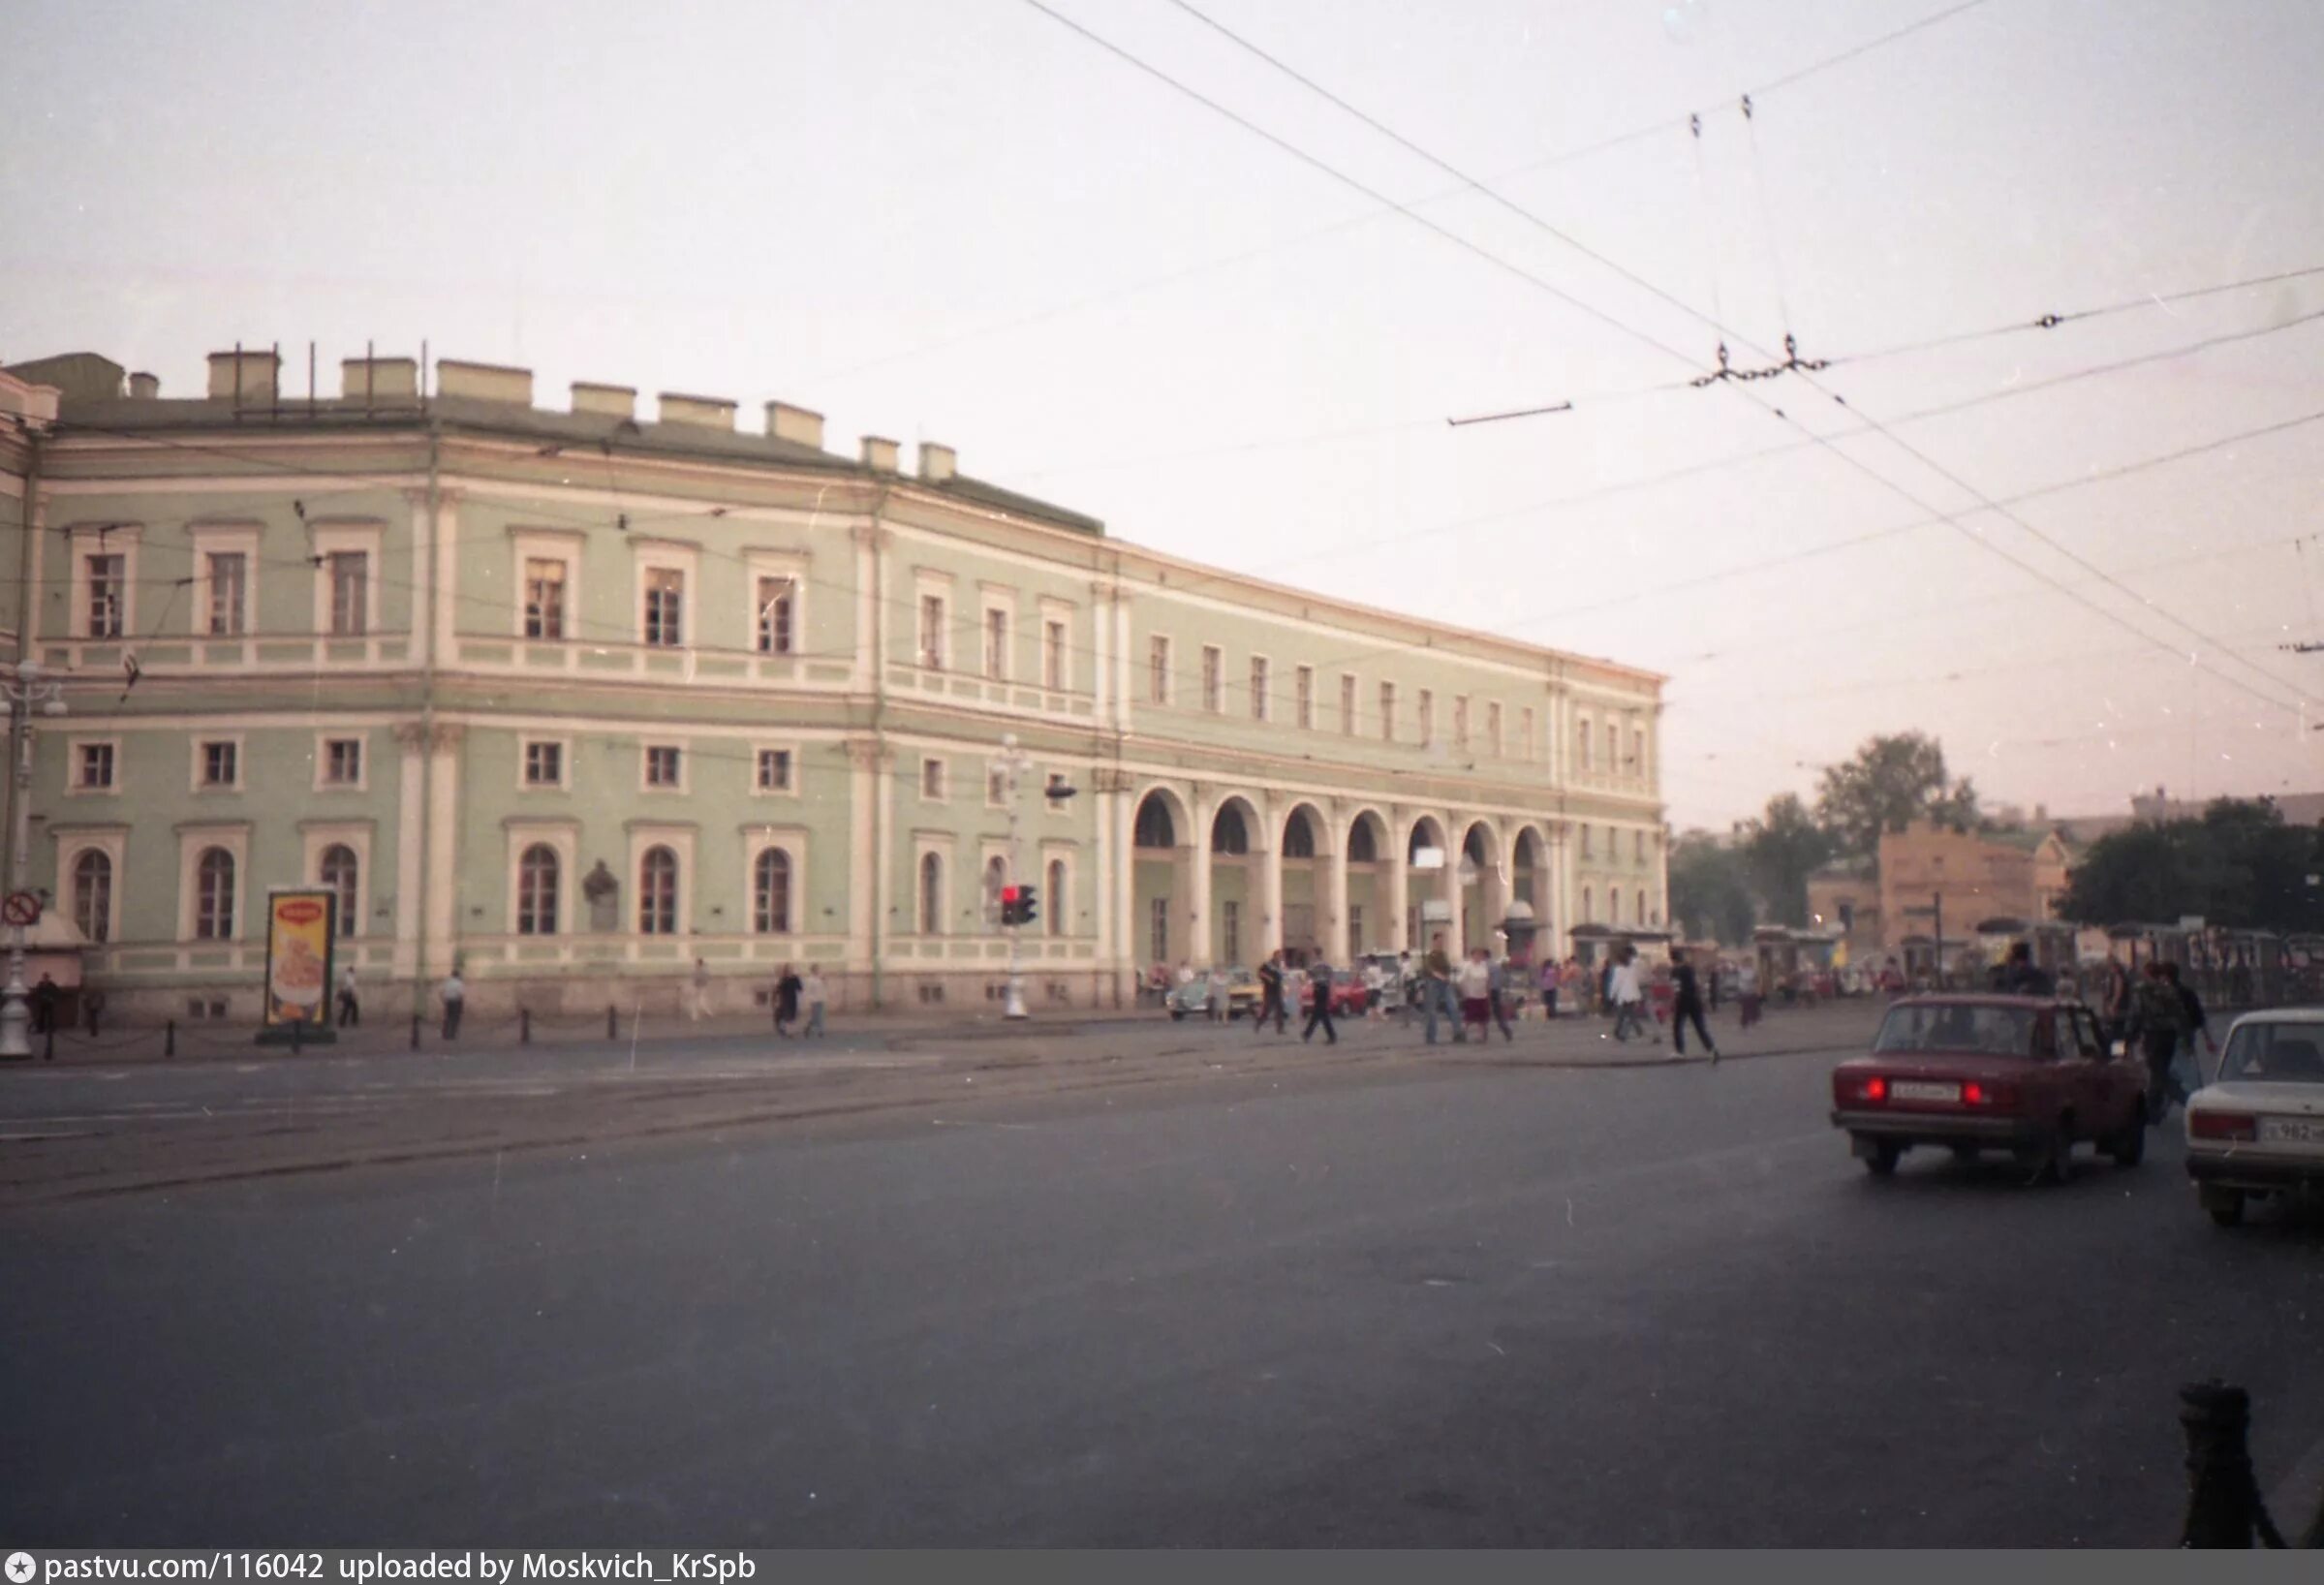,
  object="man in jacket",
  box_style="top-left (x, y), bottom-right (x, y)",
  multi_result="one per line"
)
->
top-left (1255, 950), bottom-right (1288, 1036)
top-left (1422, 934), bottom-right (1462, 1044)
top-left (1608, 948), bottom-right (1652, 1043)
top-left (1670, 948), bottom-right (1720, 1063)
top-left (1302, 957), bottom-right (1339, 1045)
top-left (2128, 961), bottom-right (2186, 1124)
